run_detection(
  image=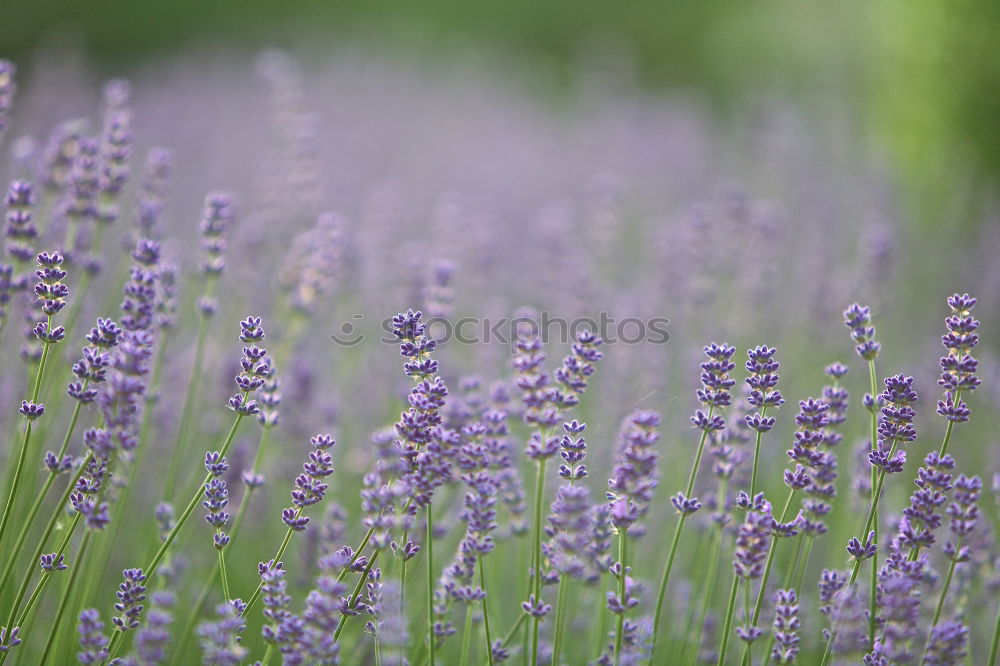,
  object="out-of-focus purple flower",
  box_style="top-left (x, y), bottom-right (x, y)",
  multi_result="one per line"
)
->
top-left (733, 502), bottom-right (772, 579)
top-left (607, 410), bottom-right (661, 531)
top-left (131, 590), bottom-right (174, 666)
top-left (76, 609), bottom-right (109, 664)
top-left (0, 60), bottom-right (15, 140)
top-left (770, 588), bottom-right (800, 664)
top-left (197, 599), bottom-right (248, 665)
top-left (844, 303), bottom-right (880, 361)
top-left (423, 258), bottom-right (455, 319)
top-left (871, 545), bottom-right (926, 663)
top-left (922, 620), bottom-right (968, 666)
top-left (96, 79), bottom-right (132, 223)
top-left (944, 474), bottom-right (981, 562)
top-left (136, 147), bottom-right (171, 239)
top-left (937, 293), bottom-right (980, 423)
top-left (895, 451), bottom-right (954, 552)
top-left (5, 180), bottom-right (37, 265)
